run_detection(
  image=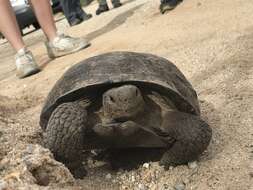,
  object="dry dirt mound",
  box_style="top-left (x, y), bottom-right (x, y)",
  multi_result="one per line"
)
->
top-left (0, 144), bottom-right (74, 190)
